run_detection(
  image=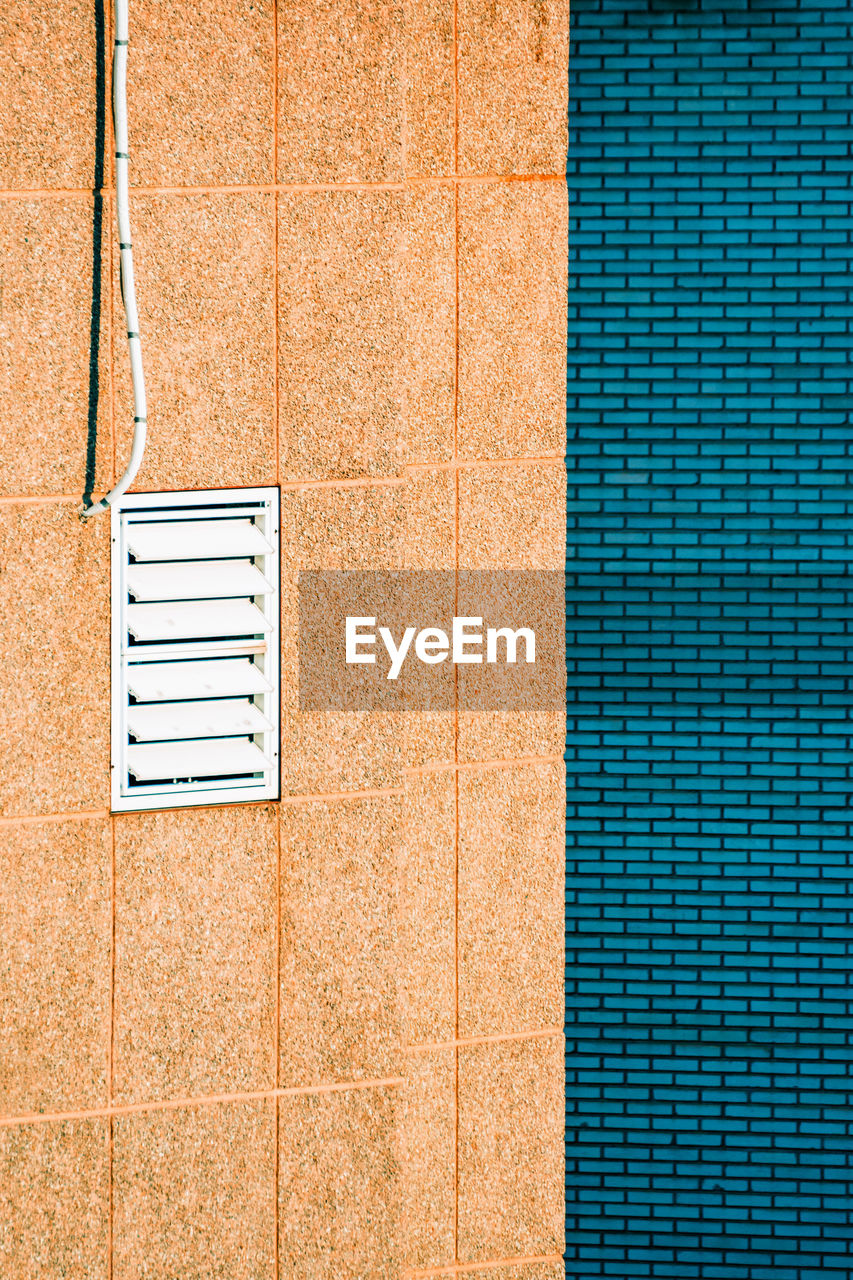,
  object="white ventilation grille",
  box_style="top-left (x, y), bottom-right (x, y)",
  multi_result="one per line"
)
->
top-left (111, 488), bottom-right (280, 811)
